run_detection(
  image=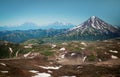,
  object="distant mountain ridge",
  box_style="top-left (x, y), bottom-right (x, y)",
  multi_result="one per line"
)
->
top-left (0, 22), bottom-right (75, 30)
top-left (0, 22), bottom-right (39, 30)
top-left (55, 16), bottom-right (120, 41)
top-left (0, 29), bottom-right (66, 43)
top-left (40, 22), bottom-right (75, 29)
